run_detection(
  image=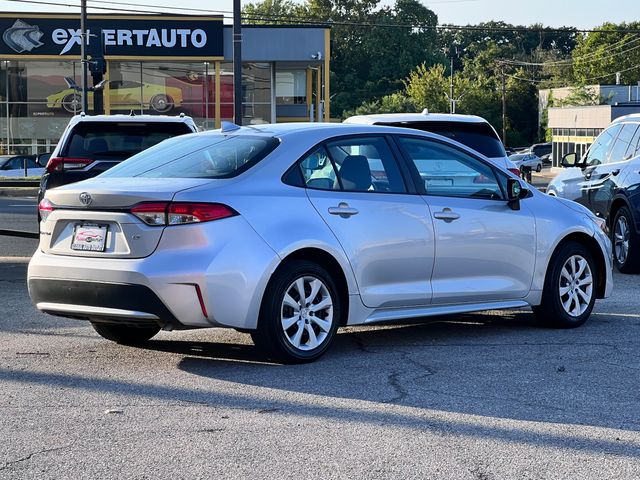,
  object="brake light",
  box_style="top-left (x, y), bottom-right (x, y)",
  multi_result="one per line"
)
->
top-left (46, 157), bottom-right (92, 173)
top-left (130, 202), bottom-right (236, 226)
top-left (38, 198), bottom-right (54, 222)
top-left (508, 168), bottom-right (521, 177)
